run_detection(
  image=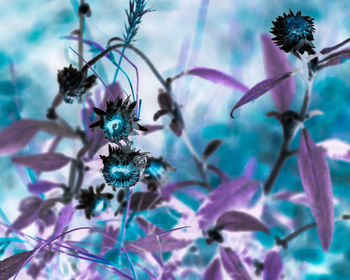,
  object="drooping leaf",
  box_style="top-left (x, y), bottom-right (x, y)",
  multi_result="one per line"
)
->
top-left (0, 250), bottom-right (35, 280)
top-left (263, 251), bottom-right (283, 280)
top-left (202, 139), bottom-right (222, 161)
top-left (124, 228), bottom-right (192, 253)
top-left (12, 153), bottom-right (72, 172)
top-left (53, 203), bottom-right (74, 237)
top-left (185, 67), bottom-right (248, 92)
top-left (27, 180), bottom-right (61, 194)
top-left (219, 247), bottom-right (252, 280)
top-left (204, 258), bottom-right (222, 280)
top-left (161, 180), bottom-right (207, 201)
top-left (320, 37), bottom-right (350, 54)
top-left (0, 119), bottom-right (40, 156)
top-left (230, 73), bottom-right (292, 118)
top-left (216, 210), bottom-right (269, 234)
top-left (196, 178), bottom-right (260, 229)
top-left (317, 139), bottom-right (350, 162)
top-left (298, 129), bottom-right (334, 251)
top-left (261, 33), bottom-right (295, 112)
top-left (130, 192), bottom-right (164, 212)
